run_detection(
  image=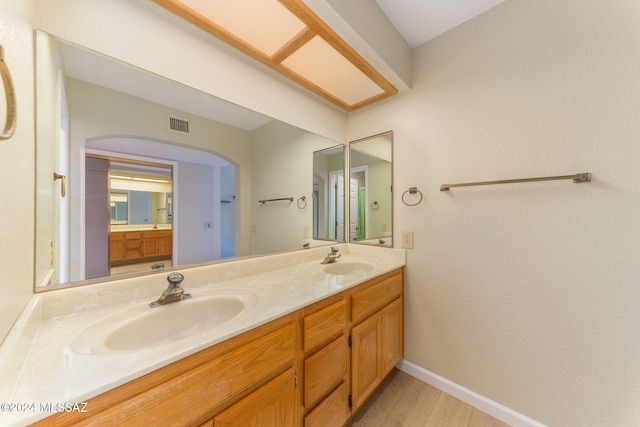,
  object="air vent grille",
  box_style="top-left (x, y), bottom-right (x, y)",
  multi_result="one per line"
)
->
top-left (168, 115), bottom-right (190, 134)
